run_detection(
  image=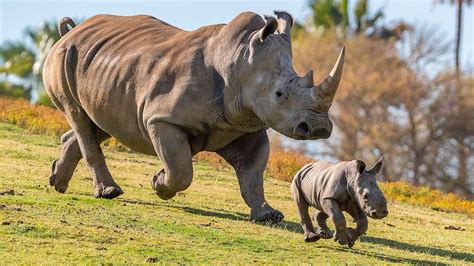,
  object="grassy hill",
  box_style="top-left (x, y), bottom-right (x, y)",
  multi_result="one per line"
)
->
top-left (0, 122), bottom-right (473, 264)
